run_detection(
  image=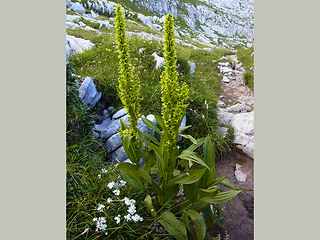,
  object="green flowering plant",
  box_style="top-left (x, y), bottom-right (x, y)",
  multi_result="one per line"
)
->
top-left (114, 8), bottom-right (244, 239)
